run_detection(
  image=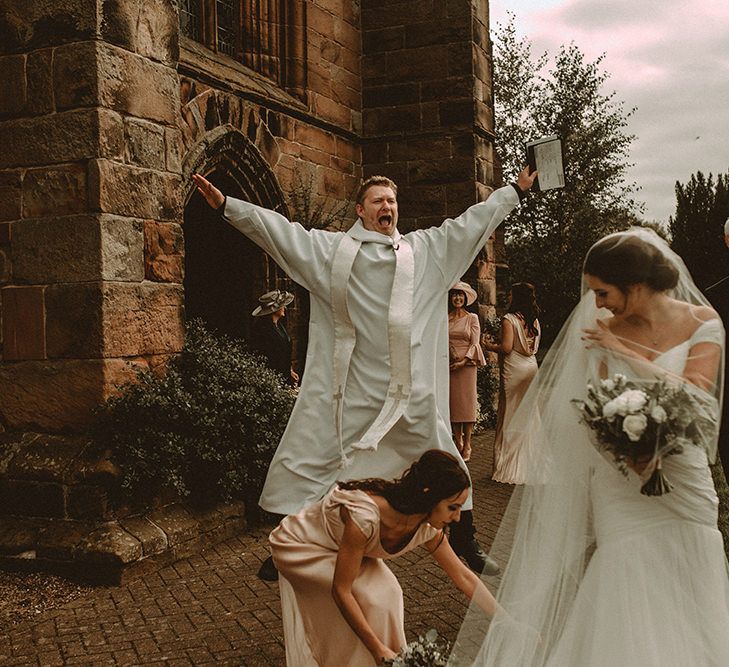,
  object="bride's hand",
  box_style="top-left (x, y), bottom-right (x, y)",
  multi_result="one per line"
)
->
top-left (582, 320), bottom-right (627, 354)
